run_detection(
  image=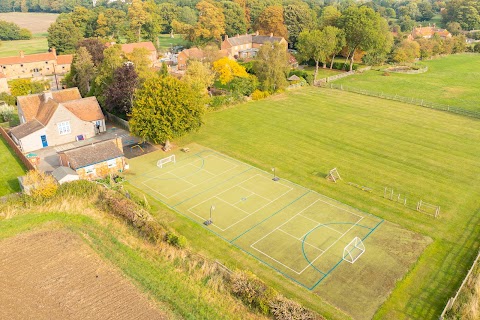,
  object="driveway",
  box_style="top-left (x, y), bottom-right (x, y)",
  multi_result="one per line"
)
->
top-left (35, 123), bottom-right (139, 173)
